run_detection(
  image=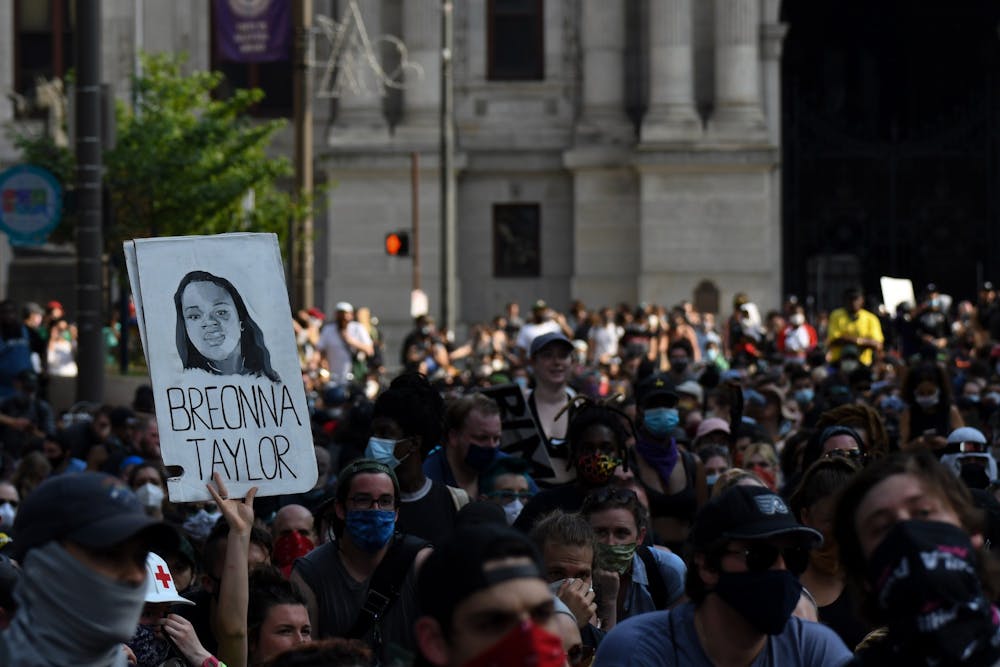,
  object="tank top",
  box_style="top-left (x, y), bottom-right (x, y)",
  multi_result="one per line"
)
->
top-left (635, 449), bottom-right (698, 525)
